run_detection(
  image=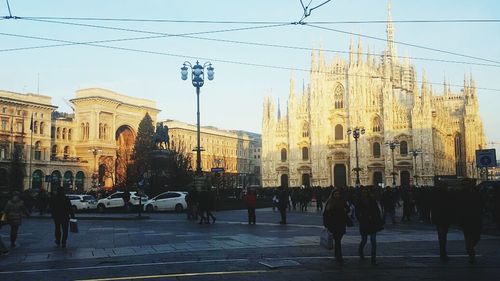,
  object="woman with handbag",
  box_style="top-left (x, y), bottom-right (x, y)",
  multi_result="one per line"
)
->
top-left (356, 188), bottom-right (384, 265)
top-left (323, 189), bottom-right (350, 265)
